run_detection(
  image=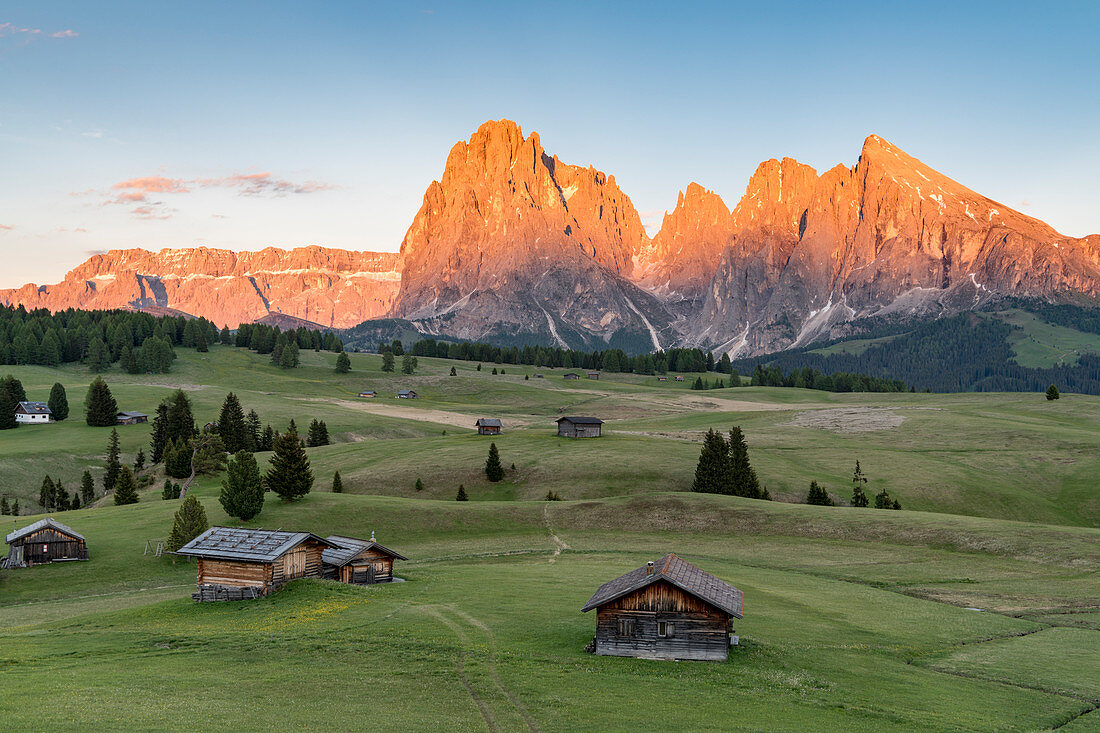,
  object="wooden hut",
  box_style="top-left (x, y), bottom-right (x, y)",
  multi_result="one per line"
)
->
top-left (581, 553), bottom-right (743, 661)
top-left (556, 416), bottom-right (603, 438)
top-left (116, 410), bottom-right (148, 425)
top-left (175, 527), bottom-right (338, 601)
top-left (321, 535), bottom-right (407, 585)
top-left (396, 390), bottom-right (418, 399)
top-left (358, 390), bottom-right (377, 398)
top-left (563, 372), bottom-right (581, 380)
top-left (2, 518), bottom-right (89, 568)
top-left (475, 418), bottom-right (503, 435)
top-left (587, 371), bottom-right (600, 380)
